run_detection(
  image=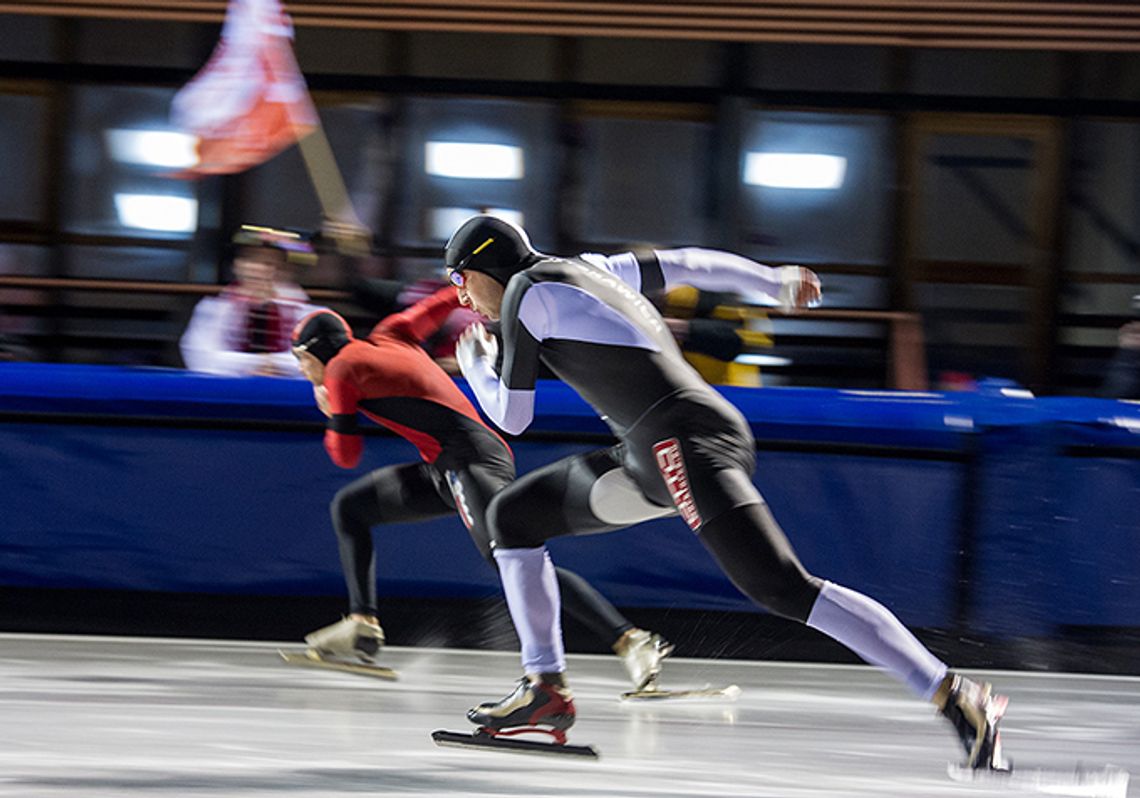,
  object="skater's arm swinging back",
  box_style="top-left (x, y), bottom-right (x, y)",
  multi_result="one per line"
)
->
top-left (599, 248), bottom-right (820, 310)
